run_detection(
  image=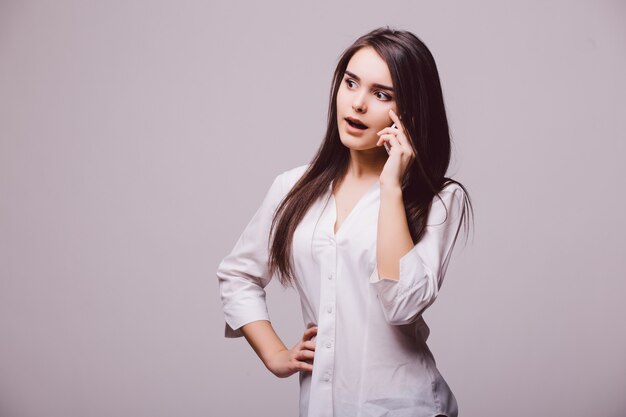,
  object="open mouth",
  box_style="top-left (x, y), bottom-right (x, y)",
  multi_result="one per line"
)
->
top-left (345, 118), bottom-right (368, 130)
